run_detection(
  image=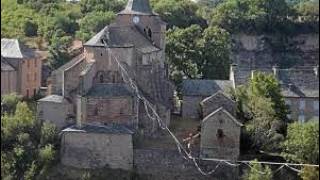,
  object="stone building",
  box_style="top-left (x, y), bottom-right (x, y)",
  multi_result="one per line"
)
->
top-left (181, 80), bottom-right (233, 119)
top-left (200, 107), bottom-right (243, 161)
top-left (230, 64), bottom-right (319, 122)
top-left (200, 91), bottom-right (236, 118)
top-left (1, 39), bottom-right (42, 97)
top-left (38, 0), bottom-right (174, 170)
